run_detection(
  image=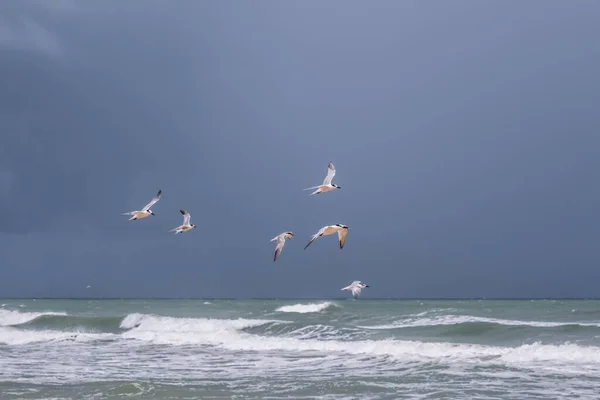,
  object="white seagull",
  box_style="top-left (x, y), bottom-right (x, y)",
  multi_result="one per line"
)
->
top-left (341, 281), bottom-right (369, 298)
top-left (121, 190), bottom-right (161, 220)
top-left (168, 209), bottom-right (196, 234)
top-left (303, 161), bottom-right (341, 195)
top-left (304, 224), bottom-right (349, 250)
top-left (270, 231), bottom-right (294, 262)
